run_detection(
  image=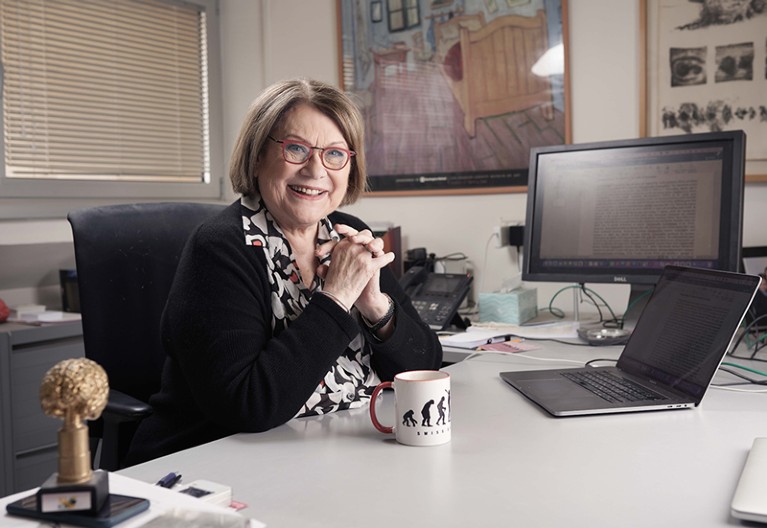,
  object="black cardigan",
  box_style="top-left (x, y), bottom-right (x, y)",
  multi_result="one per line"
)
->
top-left (126, 200), bottom-right (442, 465)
